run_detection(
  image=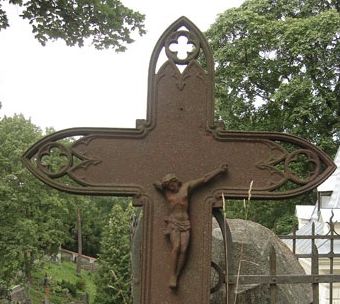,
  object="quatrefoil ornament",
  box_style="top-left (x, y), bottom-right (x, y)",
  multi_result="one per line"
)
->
top-left (37, 142), bottom-right (72, 178)
top-left (165, 30), bottom-right (200, 65)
